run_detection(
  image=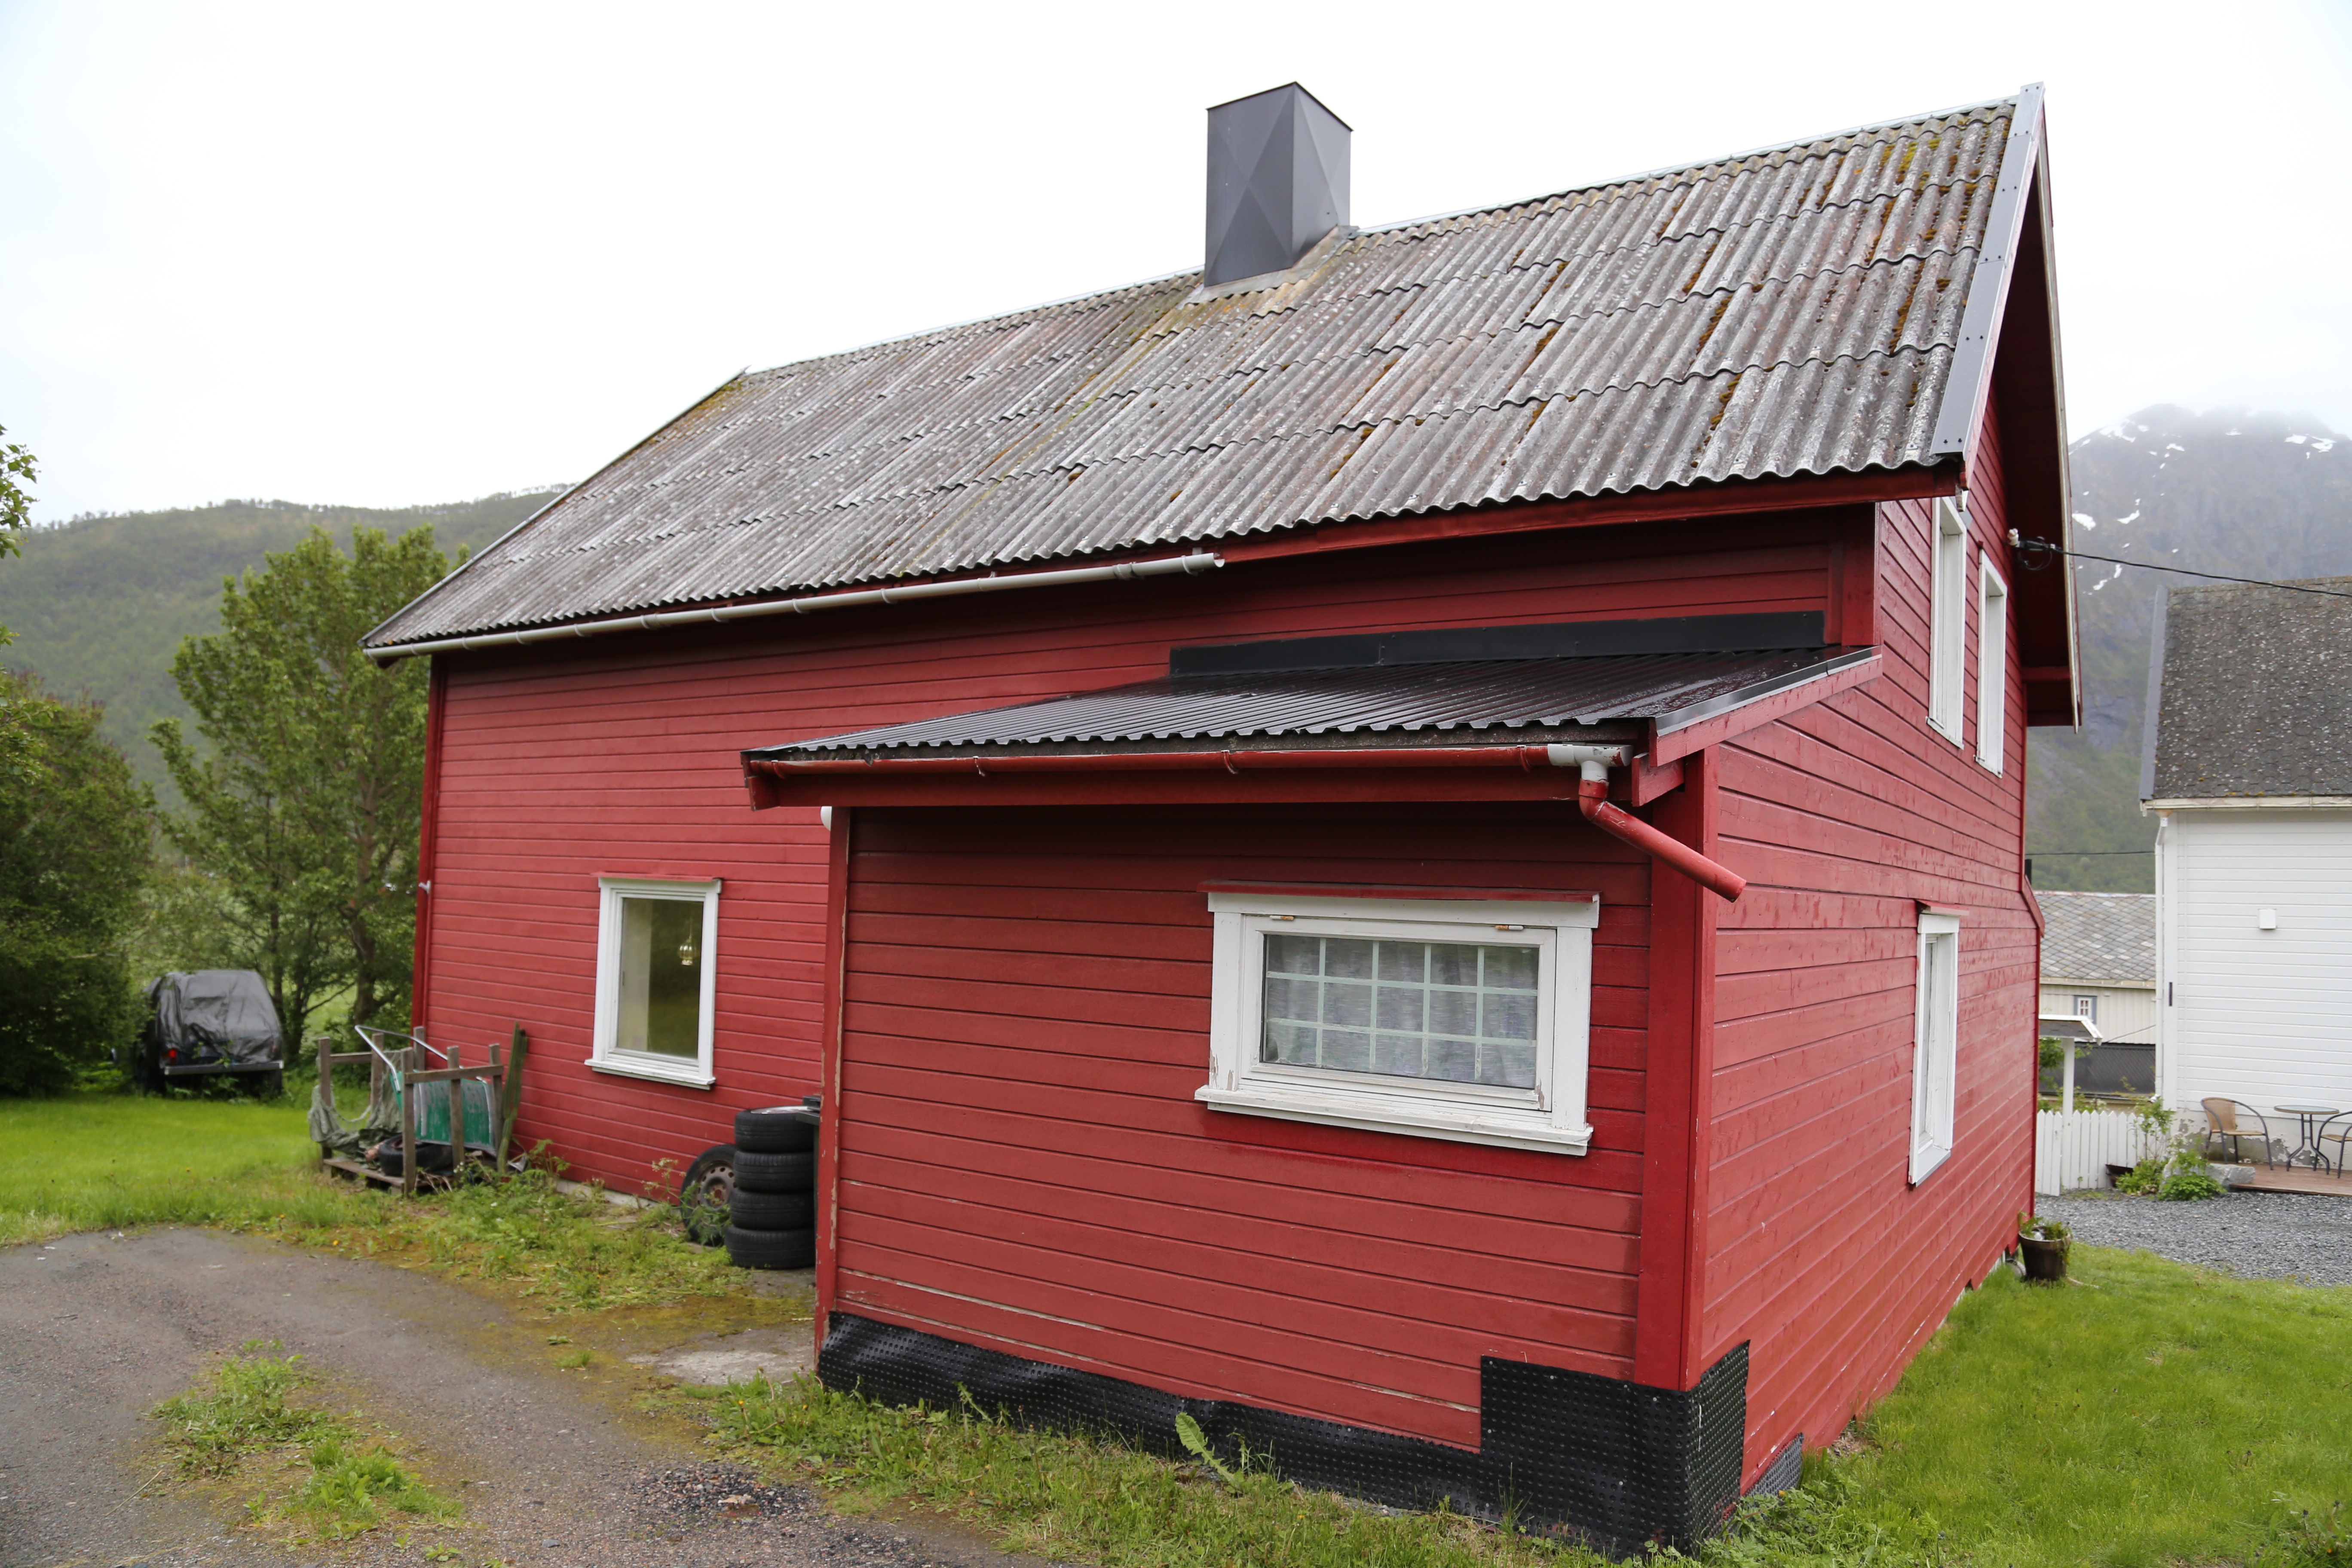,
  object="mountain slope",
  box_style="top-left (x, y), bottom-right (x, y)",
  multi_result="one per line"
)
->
top-left (2028, 407), bottom-right (2352, 891)
top-left (0, 491), bottom-right (561, 785)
